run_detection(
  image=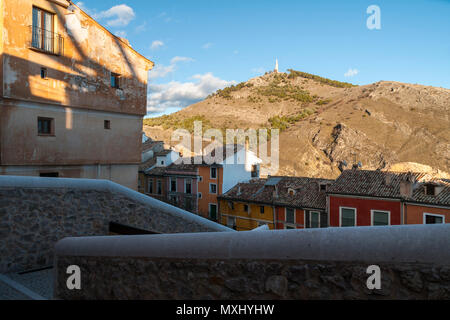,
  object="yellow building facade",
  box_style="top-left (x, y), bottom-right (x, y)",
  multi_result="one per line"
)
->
top-left (219, 199), bottom-right (275, 231)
